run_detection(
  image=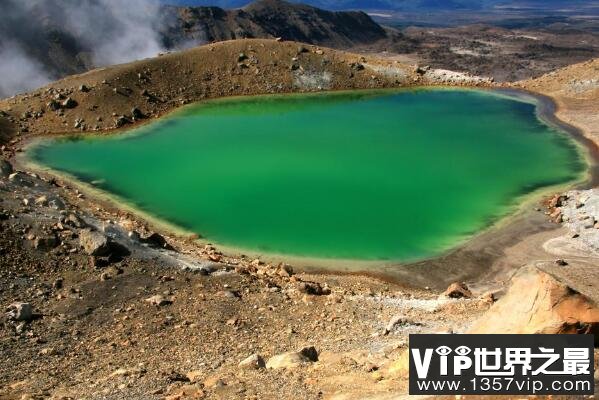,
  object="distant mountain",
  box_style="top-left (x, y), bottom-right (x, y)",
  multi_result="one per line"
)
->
top-left (161, 0), bottom-right (388, 48)
top-left (164, 0), bottom-right (484, 9)
top-left (162, 0), bottom-right (598, 11)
